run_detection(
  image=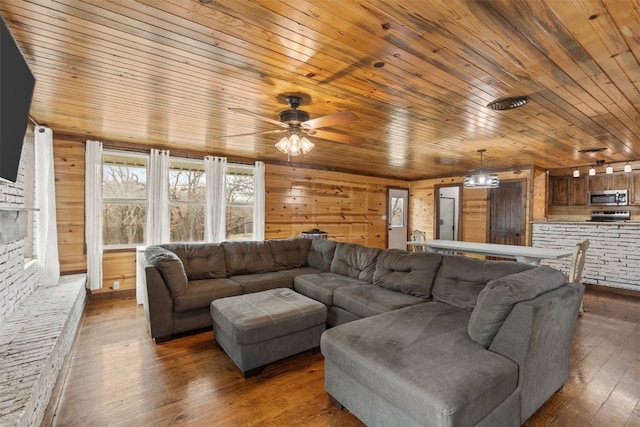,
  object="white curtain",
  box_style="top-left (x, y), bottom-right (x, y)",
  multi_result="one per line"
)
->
top-left (253, 161), bottom-right (265, 241)
top-left (205, 156), bottom-right (227, 242)
top-left (34, 126), bottom-right (60, 286)
top-left (146, 149), bottom-right (170, 244)
top-left (85, 140), bottom-right (103, 291)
